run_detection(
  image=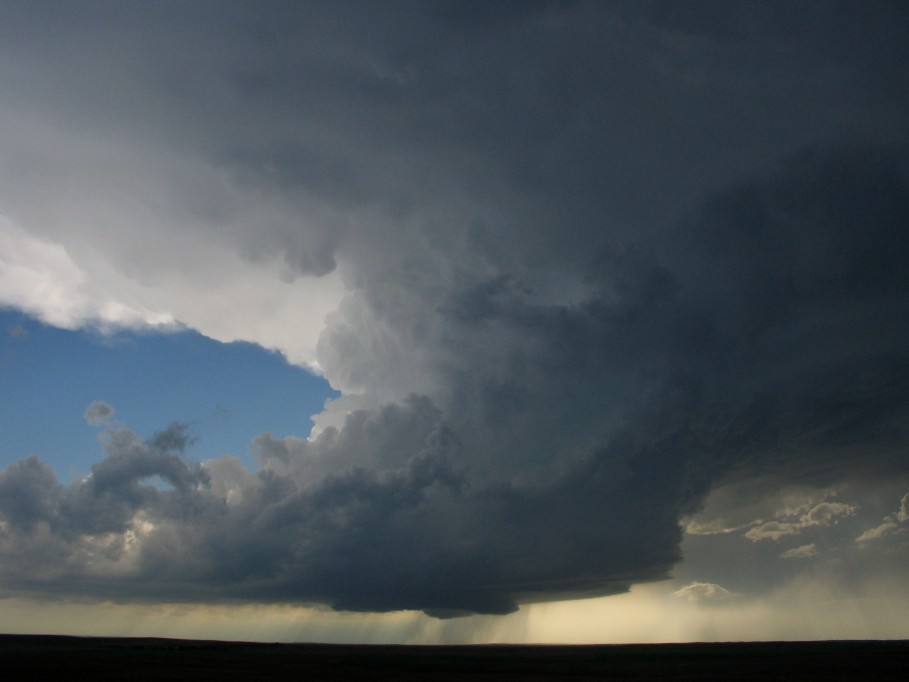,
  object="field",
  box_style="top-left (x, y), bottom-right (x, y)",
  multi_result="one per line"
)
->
top-left (1, 636), bottom-right (906, 680)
